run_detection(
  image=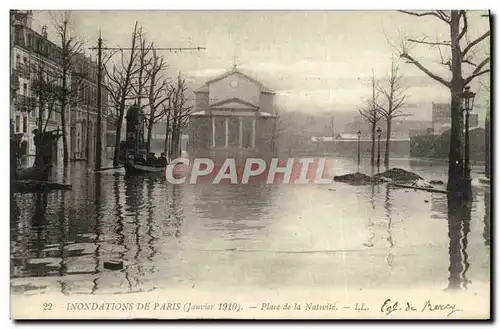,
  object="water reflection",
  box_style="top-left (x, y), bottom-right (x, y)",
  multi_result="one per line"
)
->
top-left (446, 193), bottom-right (471, 291)
top-left (483, 189), bottom-right (490, 246)
top-left (384, 186), bottom-right (394, 268)
top-left (91, 173), bottom-right (103, 294)
top-left (10, 160), bottom-right (491, 294)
